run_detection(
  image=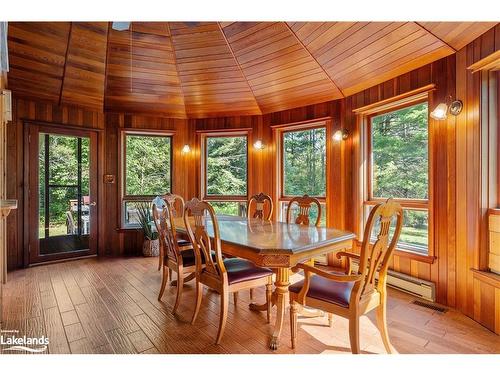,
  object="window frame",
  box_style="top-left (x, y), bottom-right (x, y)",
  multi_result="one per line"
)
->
top-left (275, 121), bottom-right (329, 223)
top-left (361, 95), bottom-right (434, 259)
top-left (120, 129), bottom-right (174, 229)
top-left (200, 130), bottom-right (250, 210)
